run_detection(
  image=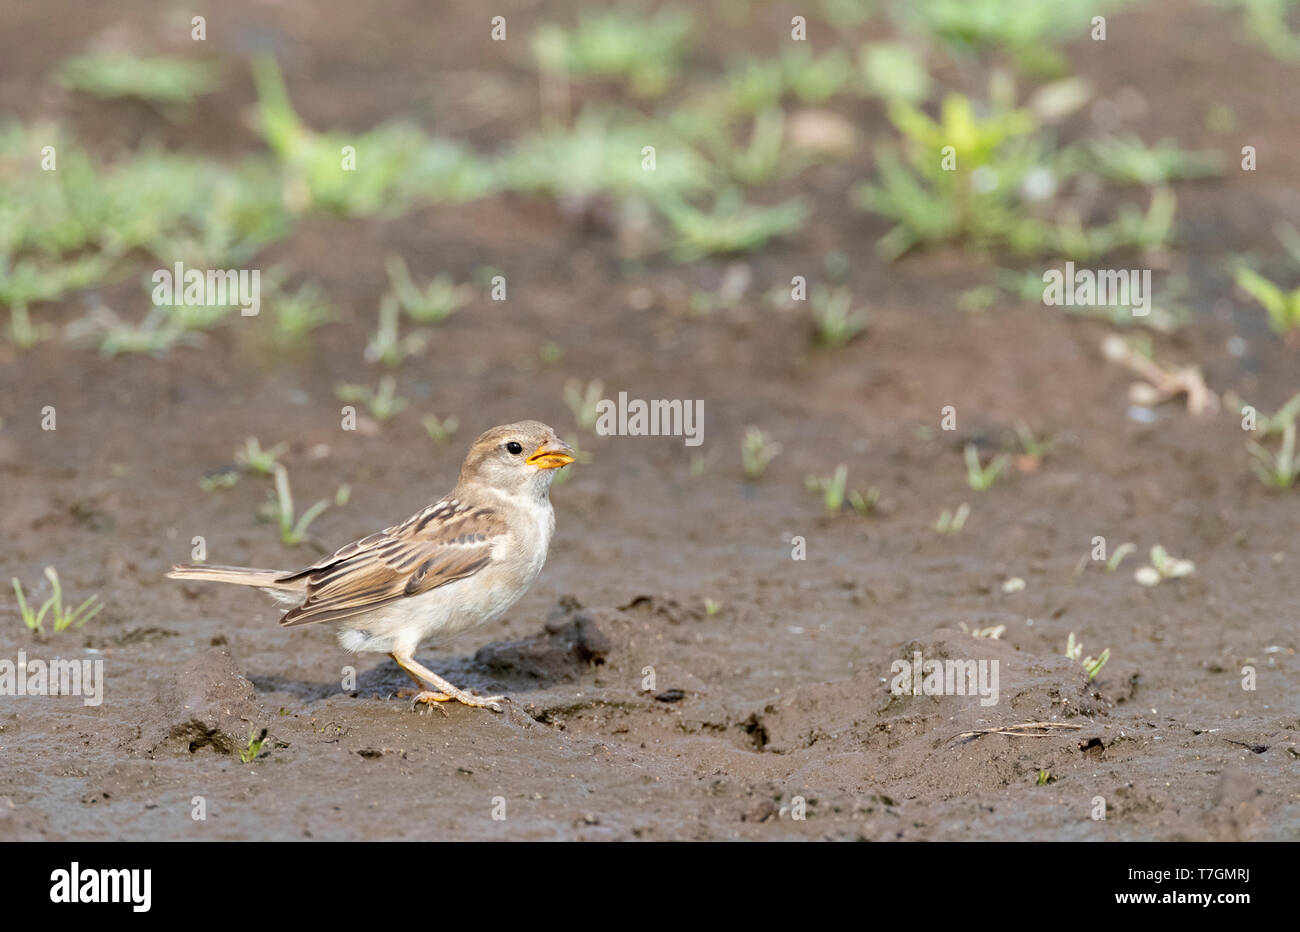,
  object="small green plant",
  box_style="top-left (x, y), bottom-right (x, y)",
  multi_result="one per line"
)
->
top-left (266, 465), bottom-right (332, 546)
top-left (252, 57), bottom-right (493, 217)
top-left (1036, 769), bottom-right (1051, 786)
top-left (782, 46), bottom-right (853, 103)
top-left (335, 377), bottom-right (408, 421)
top-left (55, 52), bottom-right (220, 110)
top-left (65, 306), bottom-right (202, 358)
top-left (239, 727), bottom-right (269, 764)
top-left (1248, 422), bottom-right (1299, 489)
top-left (268, 281), bottom-right (334, 342)
top-left (811, 286), bottom-right (869, 347)
top-left (532, 7), bottom-right (695, 97)
top-left (935, 503), bottom-right (970, 534)
top-left (236, 437), bottom-right (287, 476)
top-left (710, 109), bottom-right (791, 186)
top-left (12, 568), bottom-right (104, 637)
top-left (1134, 545), bottom-right (1196, 586)
top-left (422, 414), bottom-right (460, 445)
top-left (1106, 542), bottom-right (1137, 572)
top-left (1083, 134), bottom-right (1223, 185)
top-left (1235, 267), bottom-right (1300, 345)
top-left (741, 426), bottom-right (782, 479)
top-left (854, 93), bottom-right (1039, 260)
top-left (858, 42), bottom-right (932, 103)
top-left (806, 466), bottom-right (878, 514)
top-left (384, 256), bottom-right (473, 323)
top-left (1012, 421), bottom-right (1052, 459)
top-left (6, 306), bottom-right (52, 349)
top-left (964, 444), bottom-right (1010, 490)
top-left (659, 191), bottom-right (808, 260)
top-left (564, 379), bottom-right (605, 431)
top-left (1251, 392), bottom-right (1300, 436)
top-left (703, 598), bottom-right (722, 617)
top-left (364, 294), bottom-right (428, 367)
top-left (1065, 632), bottom-right (1110, 680)
top-left (199, 470), bottom-right (239, 492)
